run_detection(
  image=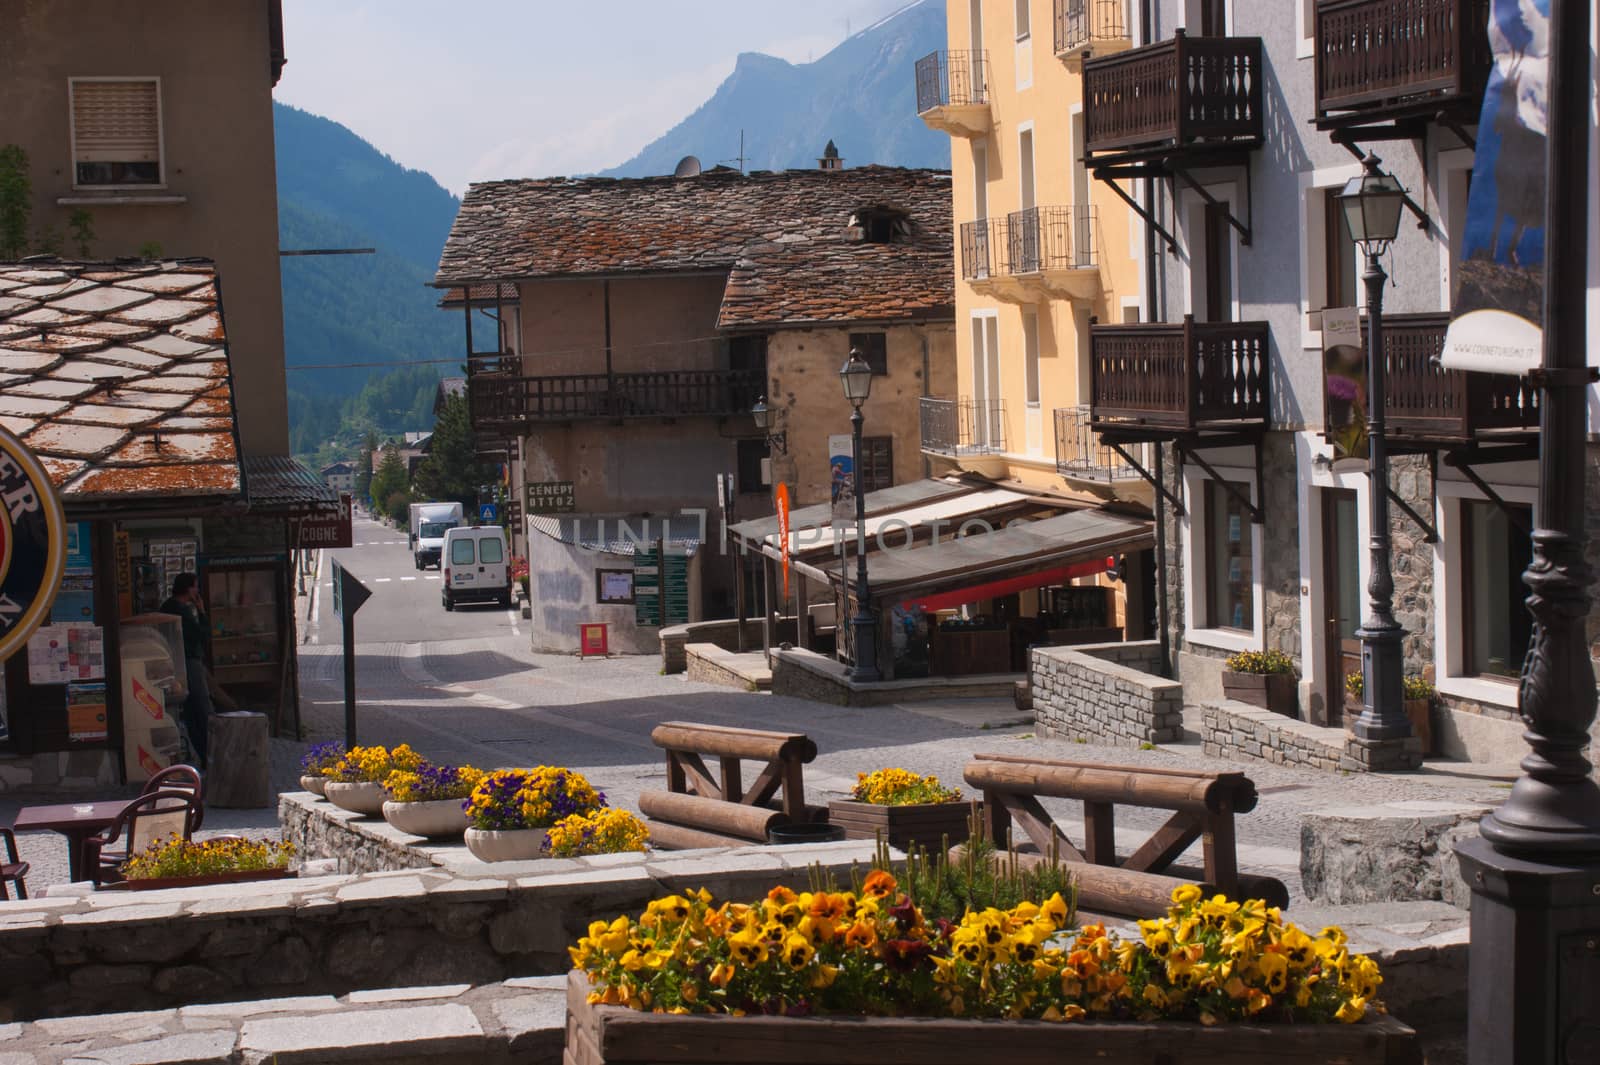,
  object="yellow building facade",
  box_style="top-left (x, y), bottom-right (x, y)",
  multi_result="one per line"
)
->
top-left (919, 0), bottom-right (1146, 505)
